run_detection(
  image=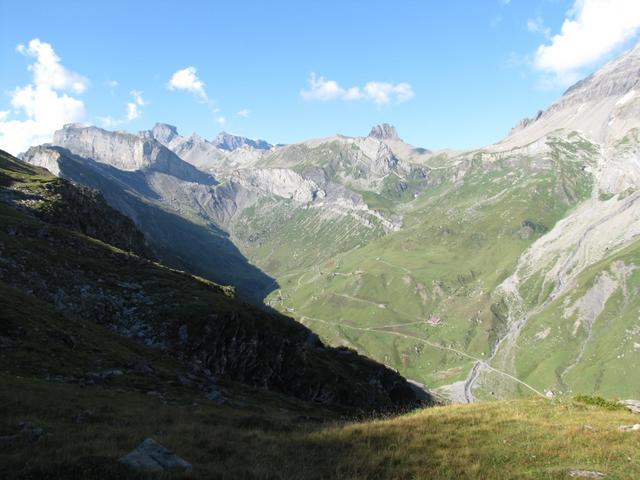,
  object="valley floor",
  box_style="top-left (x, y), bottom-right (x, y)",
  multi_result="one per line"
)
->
top-left (1, 377), bottom-right (639, 479)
